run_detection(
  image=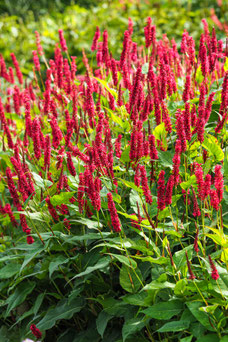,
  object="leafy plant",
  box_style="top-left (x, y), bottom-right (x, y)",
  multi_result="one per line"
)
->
top-left (0, 14), bottom-right (228, 342)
